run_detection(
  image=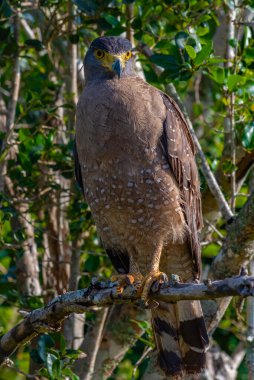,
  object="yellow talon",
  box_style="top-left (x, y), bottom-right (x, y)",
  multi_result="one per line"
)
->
top-left (111, 274), bottom-right (141, 295)
top-left (141, 271), bottom-right (168, 302)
